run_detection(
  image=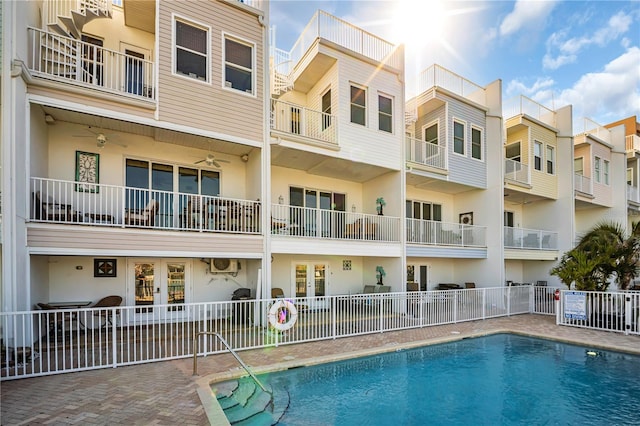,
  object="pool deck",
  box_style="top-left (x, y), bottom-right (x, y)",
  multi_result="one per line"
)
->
top-left (2, 314), bottom-right (639, 425)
